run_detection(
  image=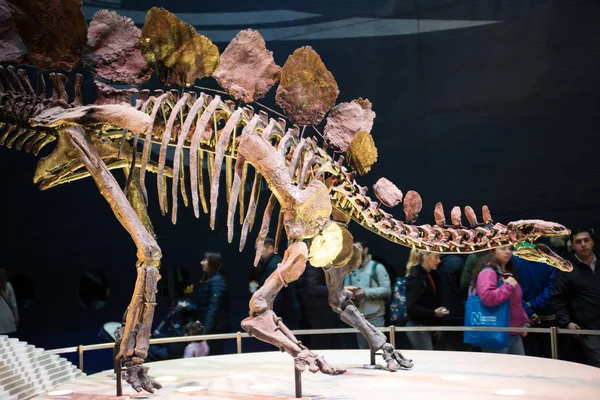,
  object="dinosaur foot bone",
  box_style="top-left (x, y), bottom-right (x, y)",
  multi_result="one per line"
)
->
top-left (294, 349), bottom-right (346, 375)
top-left (123, 363), bottom-right (162, 393)
top-left (241, 309), bottom-right (346, 375)
top-left (379, 343), bottom-right (414, 371)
